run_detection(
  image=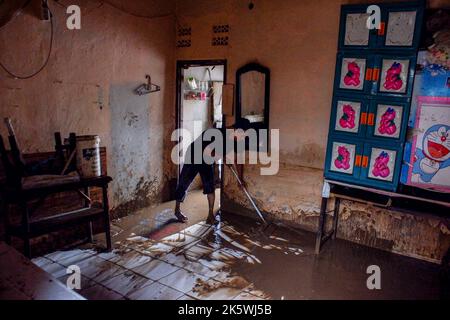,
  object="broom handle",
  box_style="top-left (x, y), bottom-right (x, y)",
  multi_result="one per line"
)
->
top-left (227, 164), bottom-right (267, 224)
